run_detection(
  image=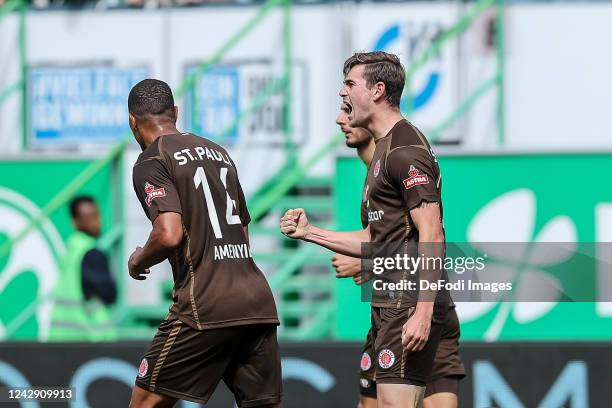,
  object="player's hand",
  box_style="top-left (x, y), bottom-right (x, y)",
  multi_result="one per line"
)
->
top-left (128, 246), bottom-right (150, 280)
top-left (331, 254), bottom-right (360, 279)
top-left (402, 311), bottom-right (431, 352)
top-left (352, 272), bottom-right (364, 285)
top-left (280, 208), bottom-right (310, 239)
